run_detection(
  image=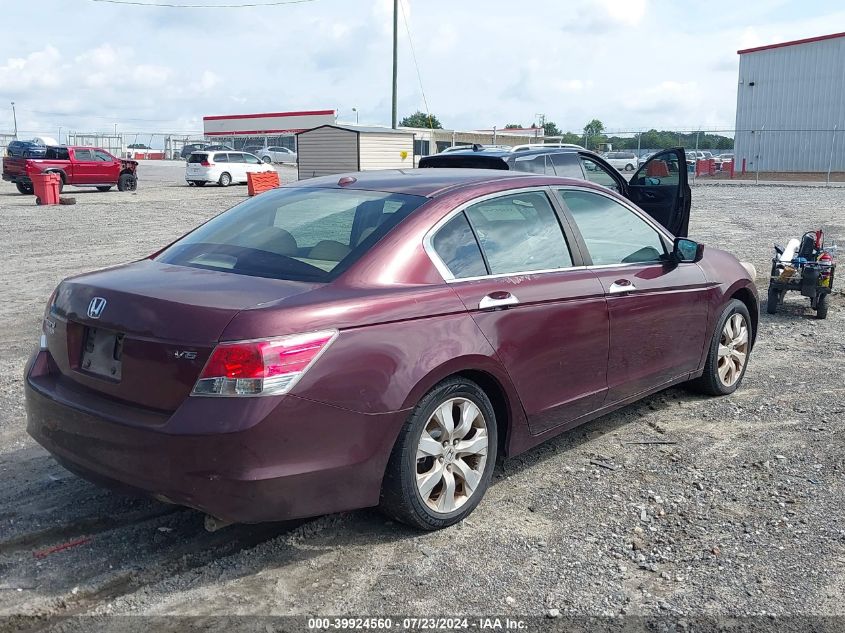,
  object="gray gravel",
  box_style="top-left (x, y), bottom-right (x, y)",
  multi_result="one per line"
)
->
top-left (0, 163), bottom-right (843, 622)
